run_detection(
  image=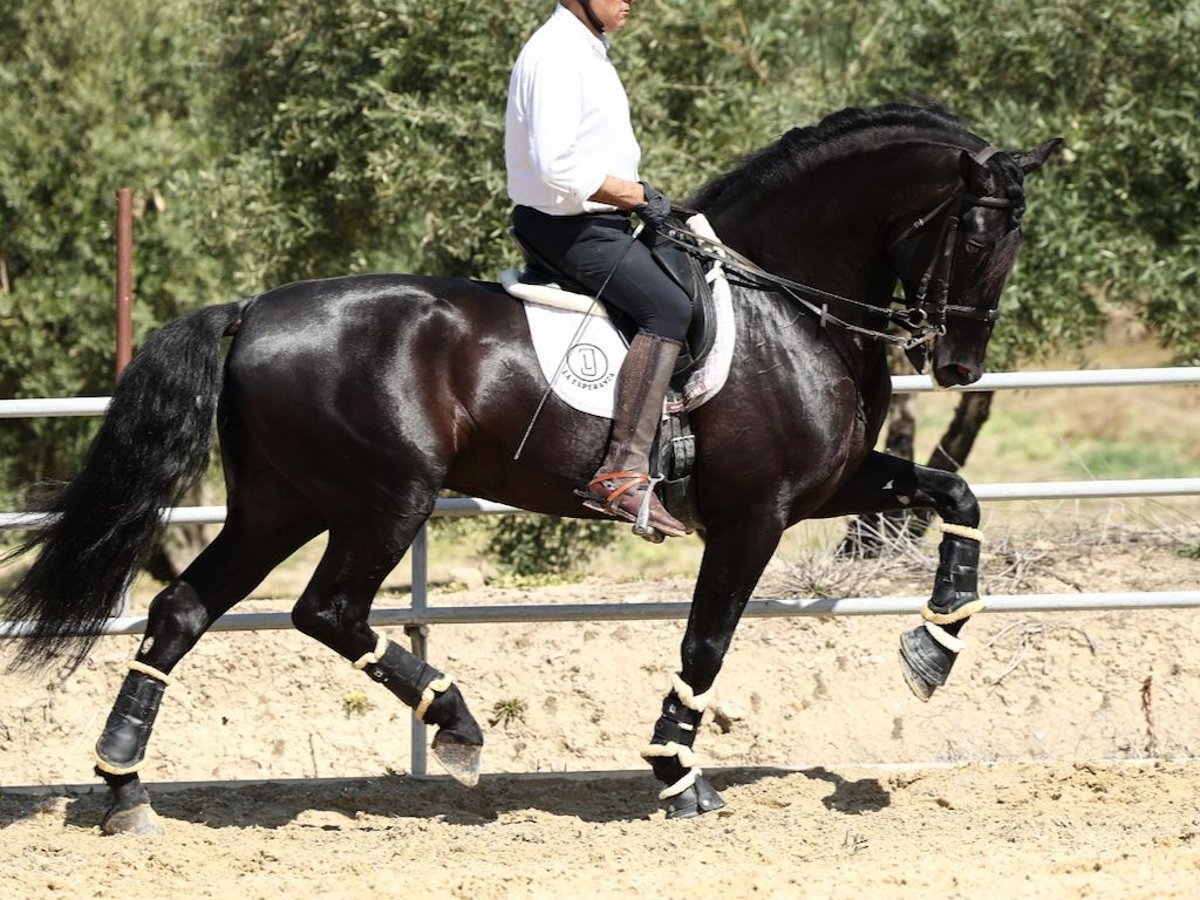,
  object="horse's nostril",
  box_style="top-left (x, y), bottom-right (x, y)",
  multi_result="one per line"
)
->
top-left (937, 363), bottom-right (977, 386)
